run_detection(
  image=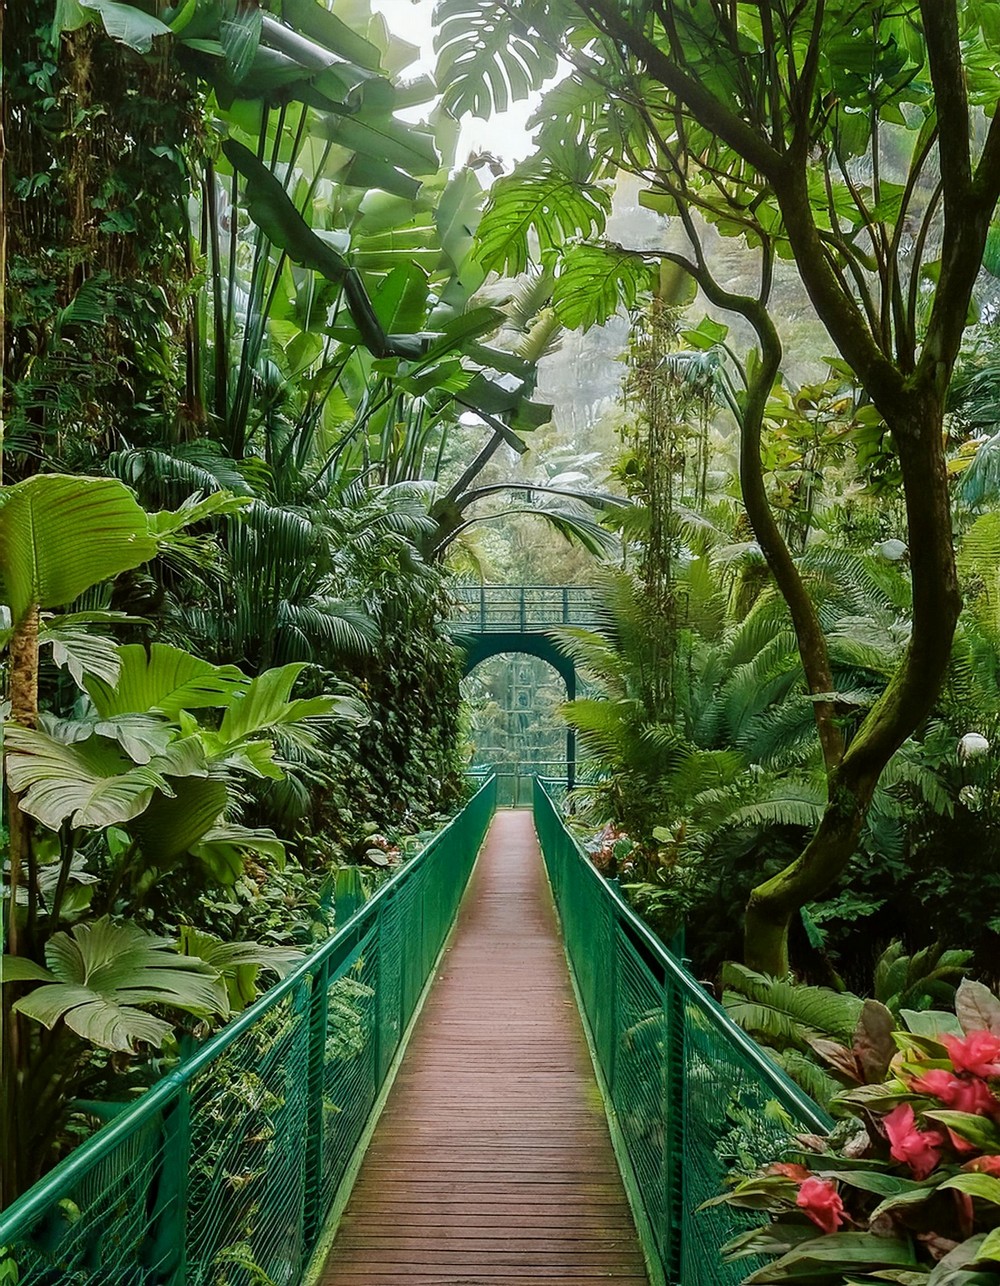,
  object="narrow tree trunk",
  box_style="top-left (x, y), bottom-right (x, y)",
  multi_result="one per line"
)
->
top-left (744, 392), bottom-right (961, 975)
top-left (3, 604), bottom-right (39, 1208)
